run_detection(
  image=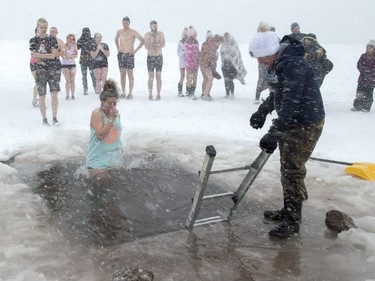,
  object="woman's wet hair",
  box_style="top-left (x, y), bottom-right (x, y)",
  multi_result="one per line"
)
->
top-left (100, 79), bottom-right (119, 101)
top-left (36, 17), bottom-right (48, 28)
top-left (66, 33), bottom-right (76, 42)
